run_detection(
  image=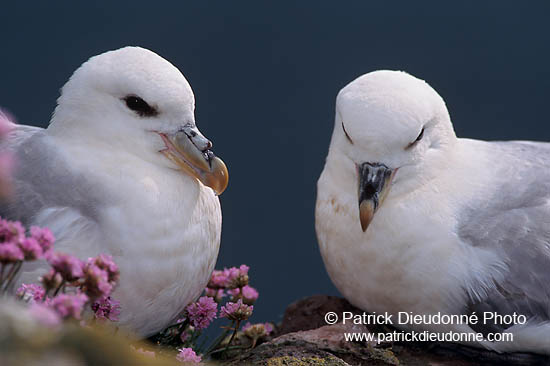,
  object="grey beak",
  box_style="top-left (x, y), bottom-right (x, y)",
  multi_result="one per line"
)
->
top-left (358, 162), bottom-right (394, 232)
top-left (180, 124), bottom-right (213, 152)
